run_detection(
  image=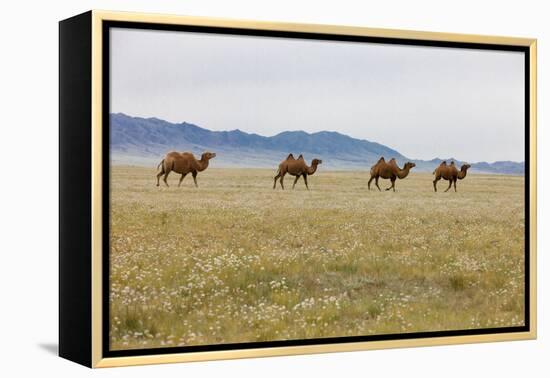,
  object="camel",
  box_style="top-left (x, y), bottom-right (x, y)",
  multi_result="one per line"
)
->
top-left (432, 161), bottom-right (471, 192)
top-left (368, 157), bottom-right (416, 192)
top-left (156, 151), bottom-right (216, 187)
top-left (273, 154), bottom-right (322, 190)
